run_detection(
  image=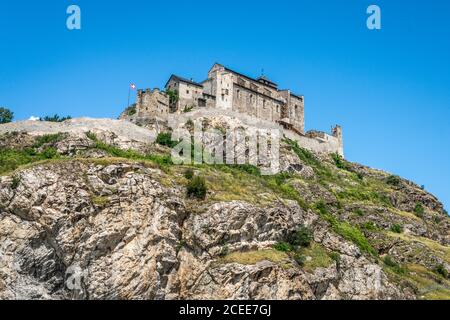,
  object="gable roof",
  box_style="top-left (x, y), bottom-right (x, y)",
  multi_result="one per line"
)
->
top-left (165, 74), bottom-right (203, 88)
